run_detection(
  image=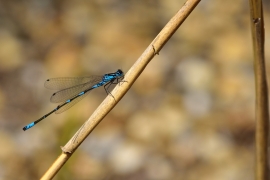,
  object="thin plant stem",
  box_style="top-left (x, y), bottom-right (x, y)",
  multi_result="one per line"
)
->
top-left (41, 0), bottom-right (201, 179)
top-left (249, 0), bottom-right (269, 180)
